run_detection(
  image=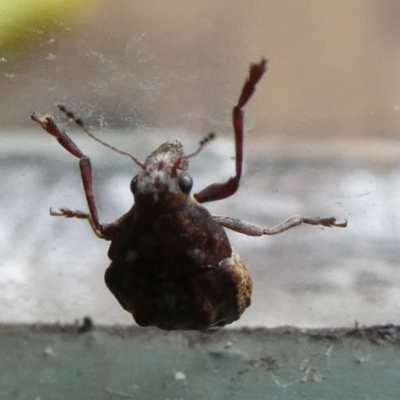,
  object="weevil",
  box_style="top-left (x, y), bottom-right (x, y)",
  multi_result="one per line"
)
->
top-left (31, 58), bottom-right (346, 330)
